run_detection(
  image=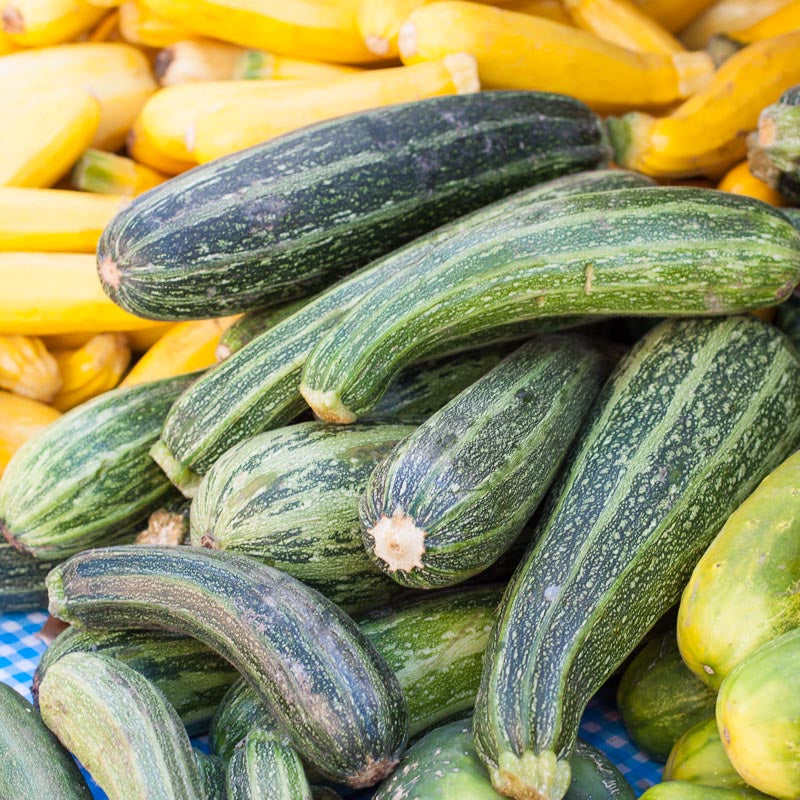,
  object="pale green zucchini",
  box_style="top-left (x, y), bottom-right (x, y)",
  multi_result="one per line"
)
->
top-left (0, 541), bottom-right (60, 611)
